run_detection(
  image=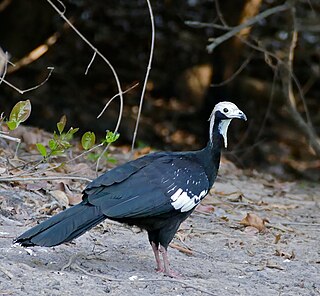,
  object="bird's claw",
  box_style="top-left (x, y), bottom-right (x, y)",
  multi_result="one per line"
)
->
top-left (155, 267), bottom-right (164, 273)
top-left (164, 269), bottom-right (182, 279)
